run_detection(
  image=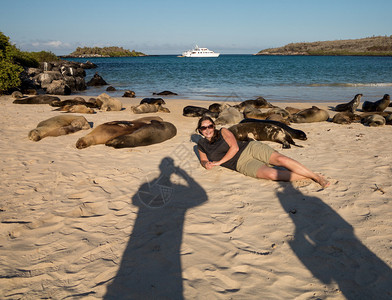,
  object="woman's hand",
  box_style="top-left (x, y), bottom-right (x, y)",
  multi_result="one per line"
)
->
top-left (204, 161), bottom-right (215, 170)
